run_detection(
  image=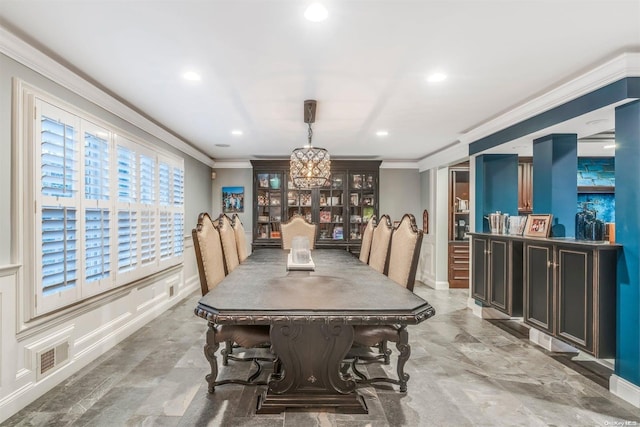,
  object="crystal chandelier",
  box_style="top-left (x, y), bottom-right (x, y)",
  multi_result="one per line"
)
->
top-left (290, 100), bottom-right (331, 189)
